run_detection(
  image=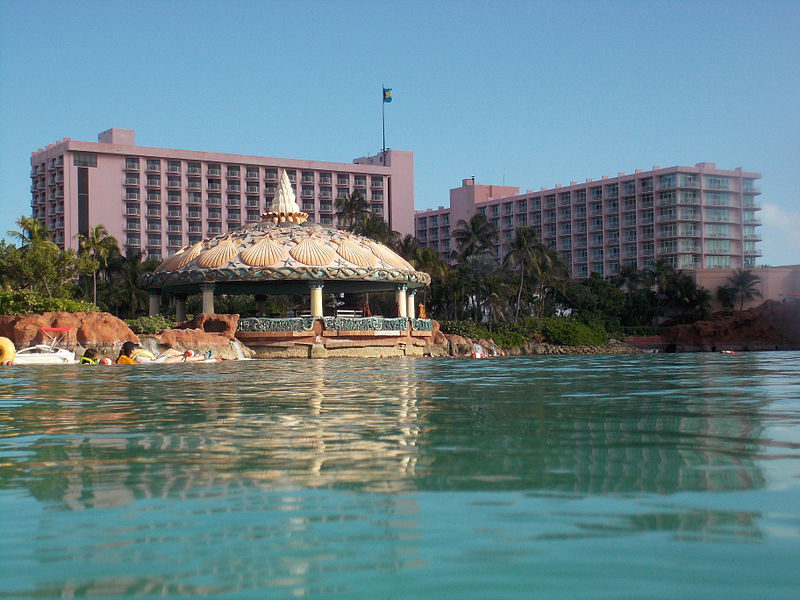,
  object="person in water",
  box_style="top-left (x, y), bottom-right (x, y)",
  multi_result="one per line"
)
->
top-left (80, 348), bottom-right (99, 364)
top-left (115, 341), bottom-right (139, 364)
